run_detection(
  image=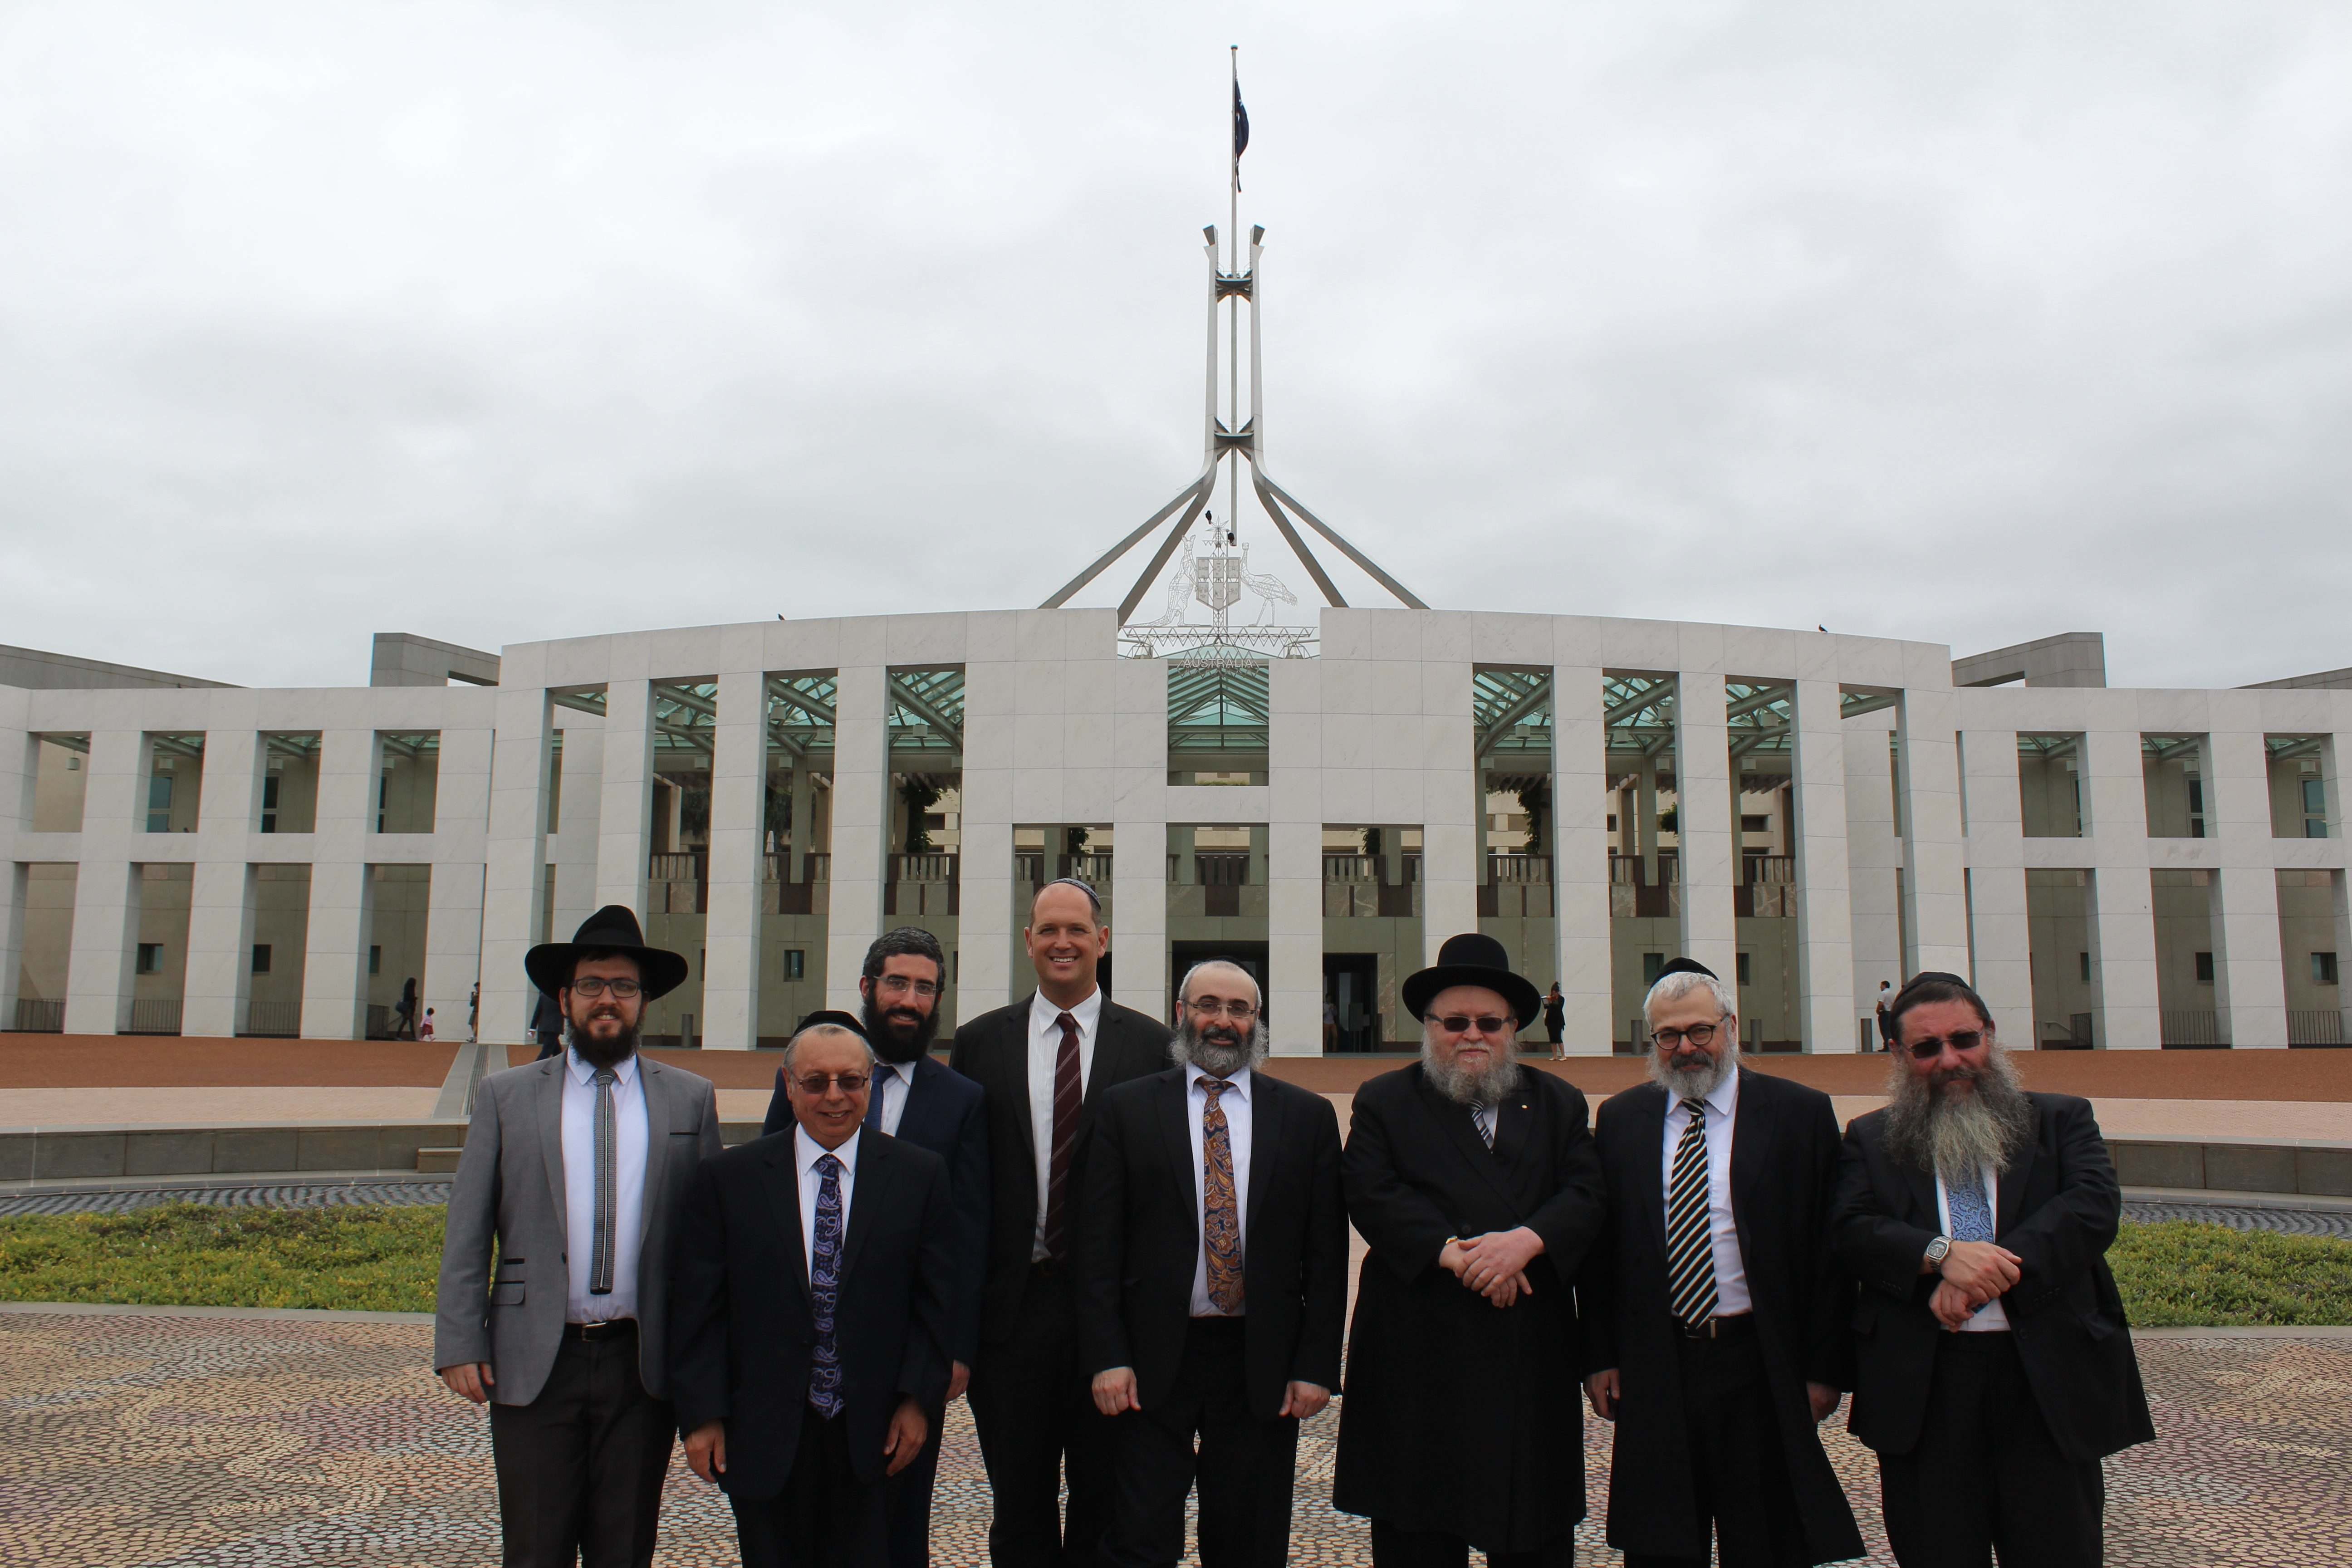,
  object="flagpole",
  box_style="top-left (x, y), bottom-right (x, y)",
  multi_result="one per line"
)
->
top-left (1228, 45), bottom-right (1241, 549)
